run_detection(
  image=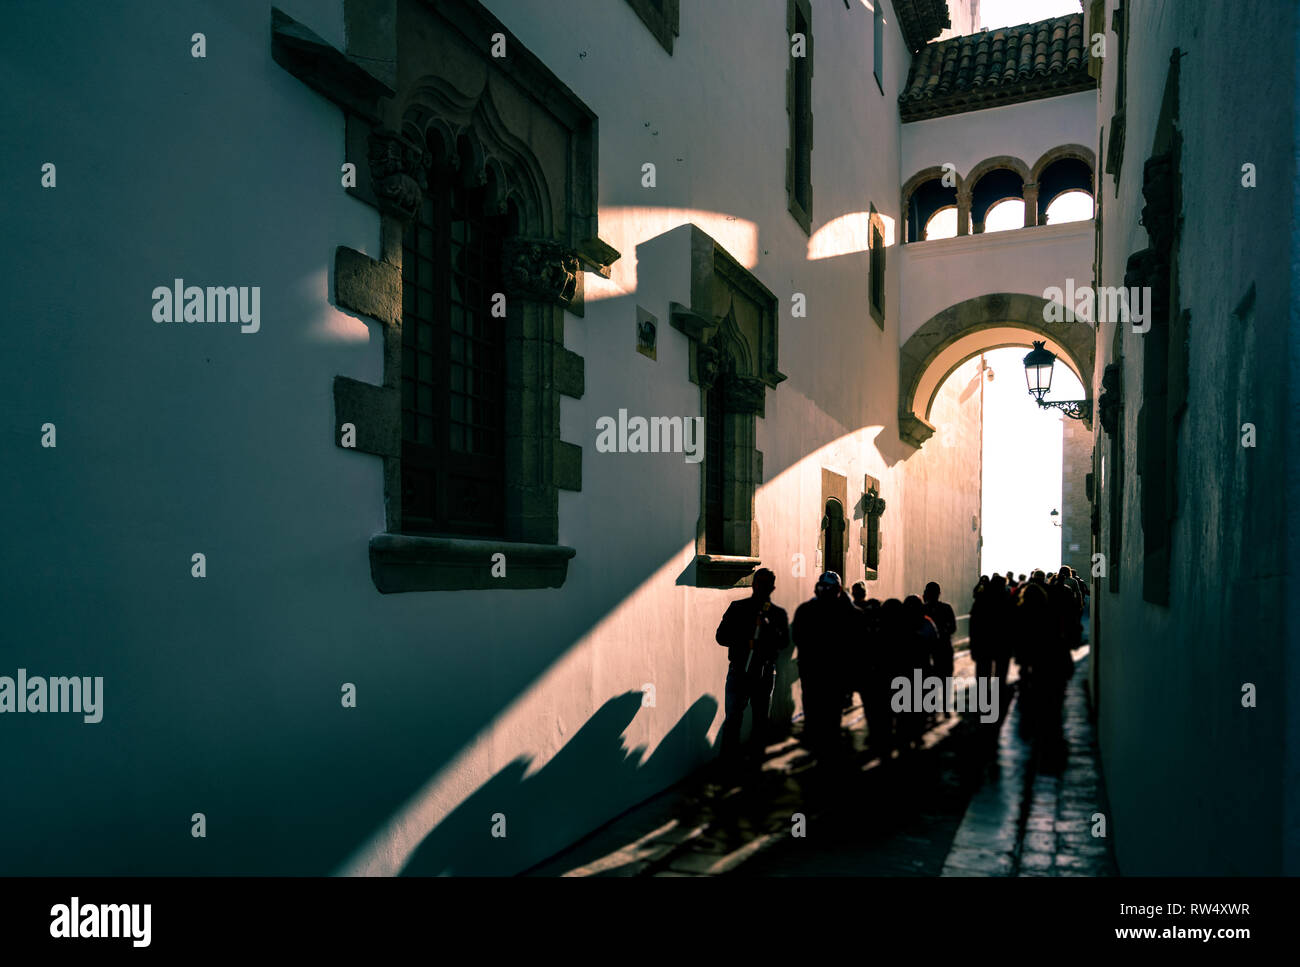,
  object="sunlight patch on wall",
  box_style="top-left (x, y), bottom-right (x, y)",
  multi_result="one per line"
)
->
top-left (585, 207), bottom-right (759, 302)
top-left (336, 540), bottom-right (702, 877)
top-left (807, 211), bottom-right (896, 260)
top-left (310, 312), bottom-right (372, 343)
